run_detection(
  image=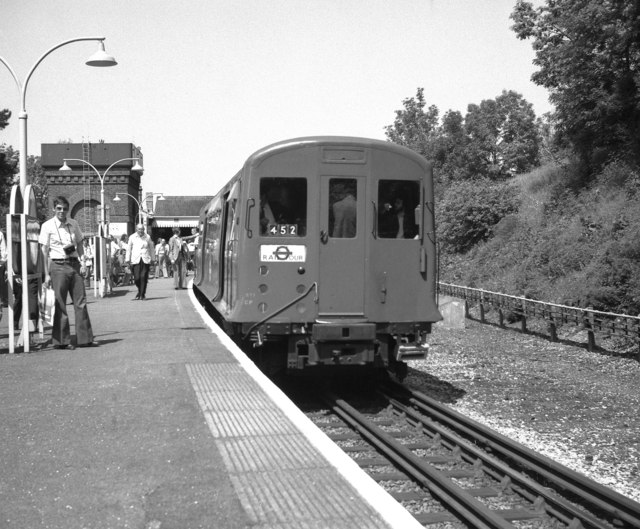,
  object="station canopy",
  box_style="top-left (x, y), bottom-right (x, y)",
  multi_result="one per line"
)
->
top-left (152, 219), bottom-right (199, 228)
top-left (149, 196), bottom-right (213, 229)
